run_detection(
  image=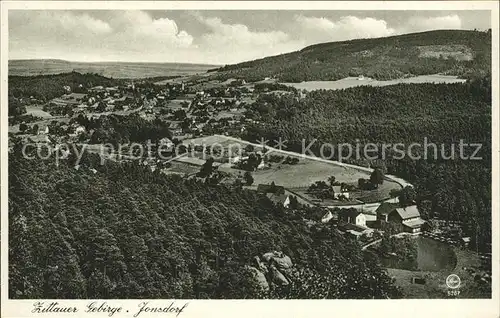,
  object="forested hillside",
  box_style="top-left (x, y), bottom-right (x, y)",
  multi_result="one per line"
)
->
top-left (243, 77), bottom-right (492, 251)
top-left (9, 149), bottom-right (400, 299)
top-left (8, 72), bottom-right (122, 102)
top-left (215, 30), bottom-right (491, 82)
